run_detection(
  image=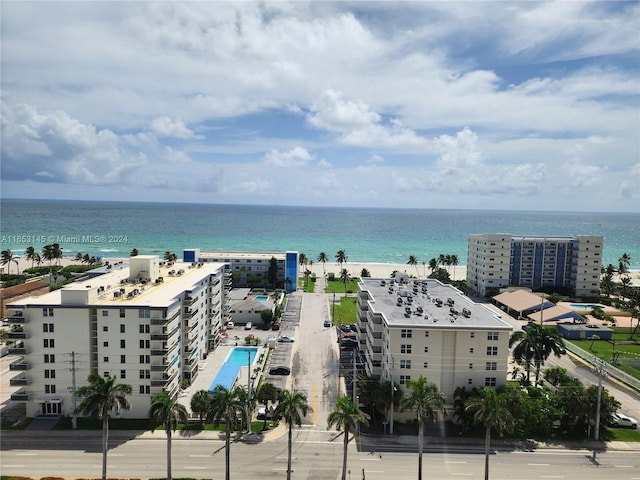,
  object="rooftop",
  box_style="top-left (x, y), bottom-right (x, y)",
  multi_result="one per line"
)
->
top-left (359, 278), bottom-right (512, 331)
